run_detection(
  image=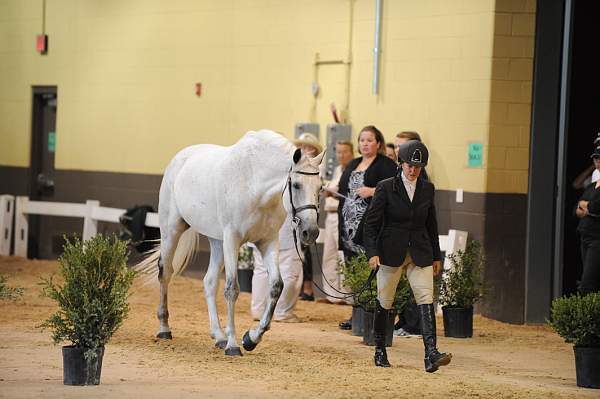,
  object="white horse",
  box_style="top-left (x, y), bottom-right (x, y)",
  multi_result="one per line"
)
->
top-left (137, 130), bottom-right (324, 356)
